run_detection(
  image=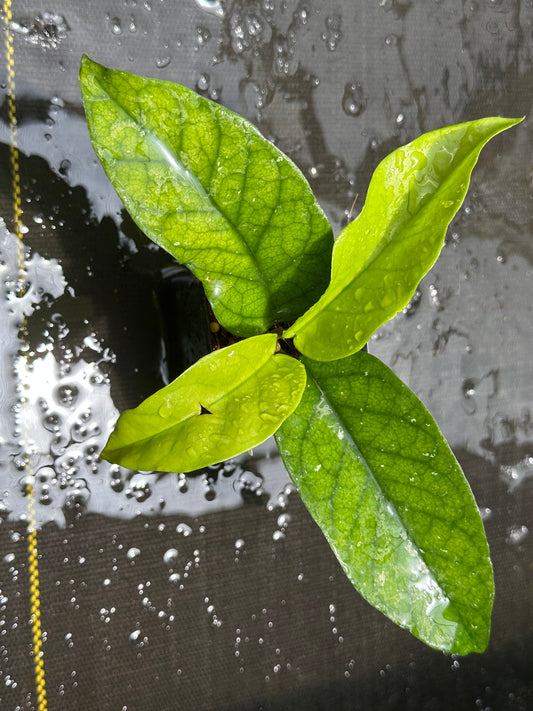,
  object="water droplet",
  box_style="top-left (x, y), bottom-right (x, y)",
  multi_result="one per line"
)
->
top-left (194, 0), bottom-right (224, 18)
top-left (109, 17), bottom-right (122, 35)
top-left (127, 547), bottom-right (140, 560)
top-left (429, 283), bottom-right (444, 310)
top-left (196, 25), bottom-right (211, 45)
top-left (11, 12), bottom-right (69, 49)
top-left (299, 7), bottom-right (308, 24)
top-left (155, 55), bottom-right (171, 69)
top-left (479, 507), bottom-right (492, 521)
top-left (63, 484), bottom-right (90, 511)
top-left (129, 629), bottom-right (142, 643)
top-left (259, 409), bottom-right (278, 424)
top-left (462, 379), bottom-right (476, 399)
top-left (59, 159), bottom-right (71, 176)
top-left (176, 523), bottom-right (192, 537)
top-left (277, 513), bottom-right (291, 528)
top-left (342, 82), bottom-right (365, 117)
top-left (204, 483), bottom-right (216, 501)
top-left (110, 473), bottom-right (124, 493)
top-left (321, 15), bottom-right (342, 51)
top-left (126, 477), bottom-right (152, 503)
top-left (163, 548), bottom-right (179, 565)
top-left (506, 525), bottom-right (529, 546)
top-left (196, 72), bottom-right (209, 92)
top-left (177, 473), bottom-right (189, 493)
top-left (238, 470), bottom-right (265, 503)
